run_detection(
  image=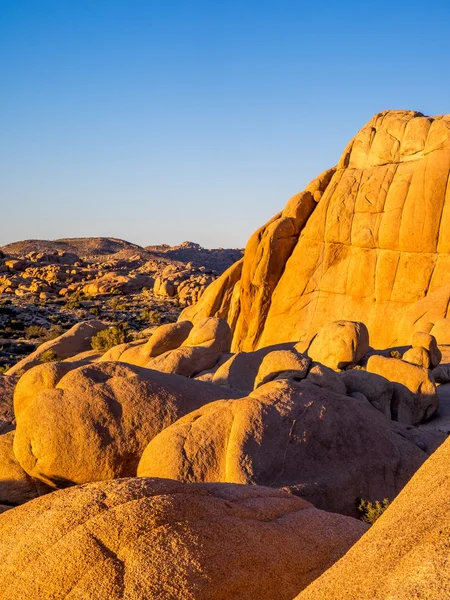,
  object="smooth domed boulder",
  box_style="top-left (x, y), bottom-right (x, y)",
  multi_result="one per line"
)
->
top-left (411, 331), bottom-right (442, 368)
top-left (367, 355), bottom-right (438, 424)
top-left (147, 318), bottom-right (232, 377)
top-left (13, 362), bottom-right (239, 487)
top-left (304, 362), bottom-right (347, 394)
top-left (0, 431), bottom-right (51, 506)
top-left (212, 343), bottom-right (296, 393)
top-left (402, 346), bottom-right (431, 369)
top-left (101, 321), bottom-right (194, 366)
top-left (6, 320), bottom-right (107, 376)
top-left (296, 436), bottom-right (450, 600)
top-left (305, 321), bottom-right (369, 371)
top-left (0, 477), bottom-right (367, 600)
top-left (99, 339), bottom-right (146, 362)
top-left (254, 349), bottom-right (310, 388)
top-left (181, 112), bottom-right (450, 352)
top-left (339, 369), bottom-right (393, 418)
top-left (138, 380), bottom-right (429, 516)
top-left (0, 374), bottom-right (17, 434)
top-left (14, 361), bottom-right (84, 417)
